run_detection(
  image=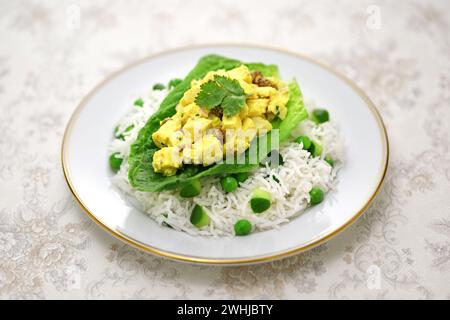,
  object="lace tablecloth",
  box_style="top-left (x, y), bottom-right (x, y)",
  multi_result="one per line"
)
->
top-left (1, 0), bottom-right (449, 299)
